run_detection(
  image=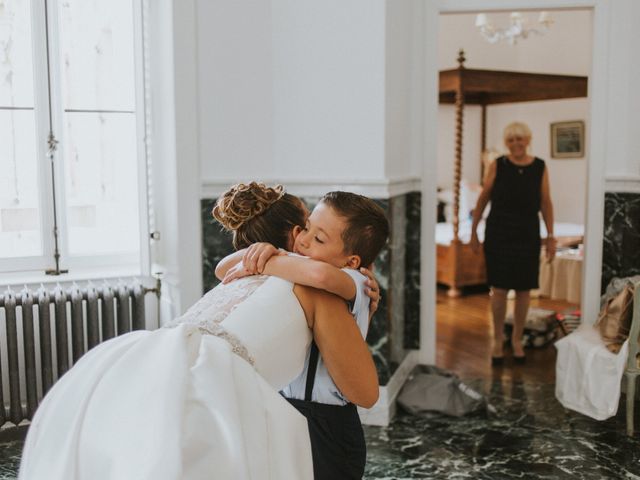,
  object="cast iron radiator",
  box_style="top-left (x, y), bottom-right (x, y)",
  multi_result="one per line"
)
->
top-left (0, 281), bottom-right (158, 426)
